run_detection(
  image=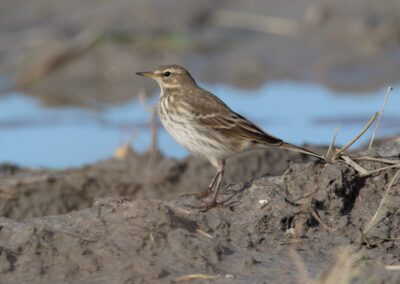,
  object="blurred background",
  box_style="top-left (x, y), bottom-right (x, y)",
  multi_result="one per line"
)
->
top-left (1, 0), bottom-right (400, 168)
